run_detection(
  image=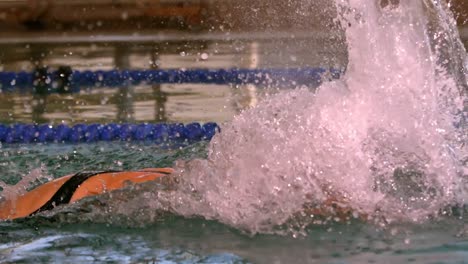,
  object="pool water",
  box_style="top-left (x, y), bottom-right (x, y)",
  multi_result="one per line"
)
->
top-left (4, 218), bottom-right (468, 263)
top-left (1, 142), bottom-right (468, 263)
